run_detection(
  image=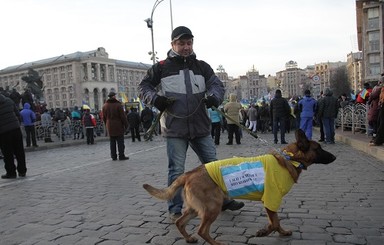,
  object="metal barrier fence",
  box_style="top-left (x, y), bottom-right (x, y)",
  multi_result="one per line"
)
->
top-left (24, 105), bottom-right (368, 142)
top-left (34, 119), bottom-right (105, 142)
top-left (335, 103), bottom-right (368, 135)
